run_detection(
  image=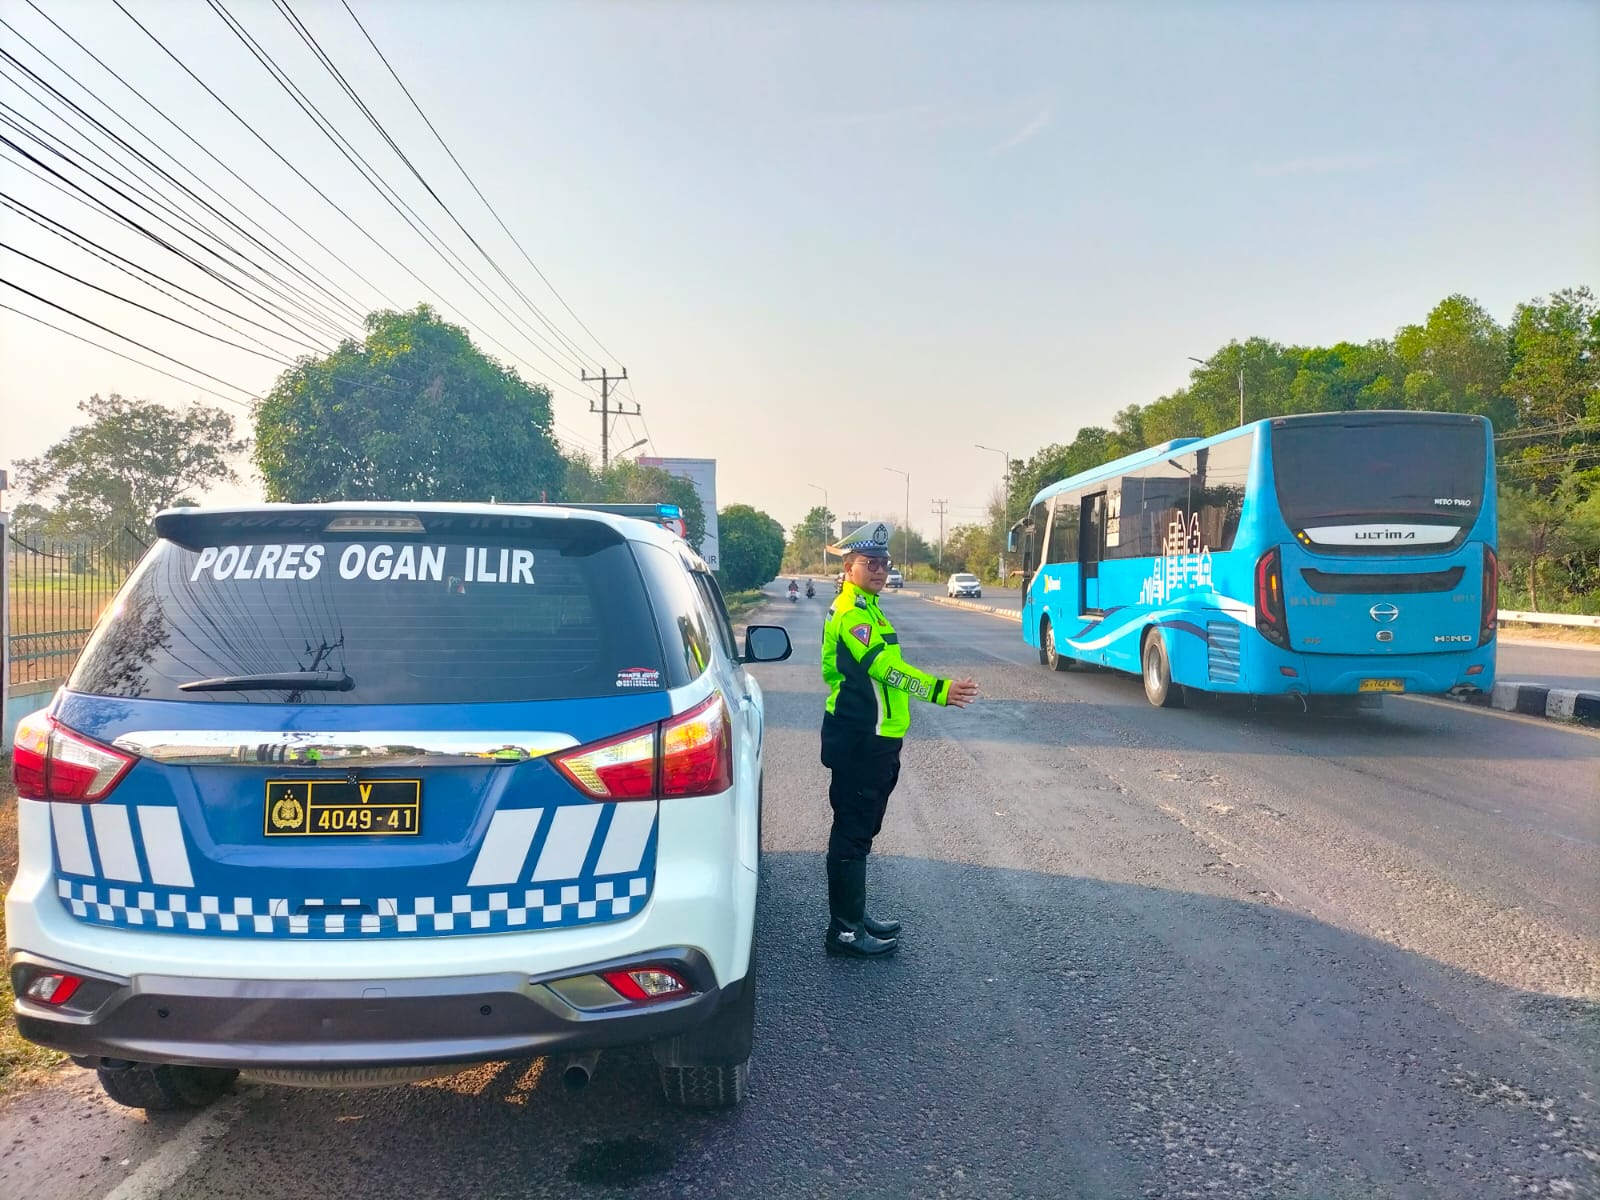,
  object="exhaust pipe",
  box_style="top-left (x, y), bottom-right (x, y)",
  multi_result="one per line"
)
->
top-left (563, 1049), bottom-right (601, 1091)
